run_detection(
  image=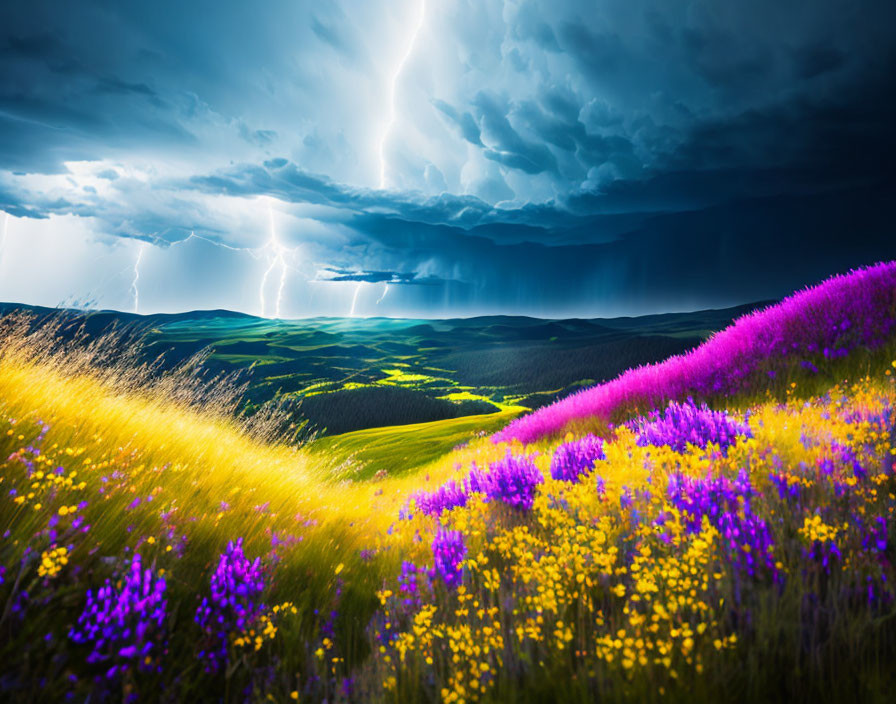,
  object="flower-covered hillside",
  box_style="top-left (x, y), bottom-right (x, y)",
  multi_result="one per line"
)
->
top-left (1, 263), bottom-right (896, 703)
top-left (381, 373), bottom-right (896, 703)
top-left (495, 261), bottom-right (896, 444)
